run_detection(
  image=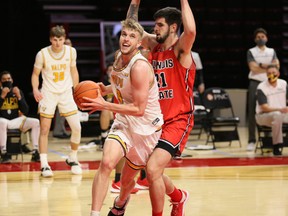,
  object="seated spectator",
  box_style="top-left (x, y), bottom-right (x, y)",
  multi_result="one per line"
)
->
top-left (0, 71), bottom-right (40, 163)
top-left (192, 51), bottom-right (205, 94)
top-left (255, 65), bottom-right (287, 156)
